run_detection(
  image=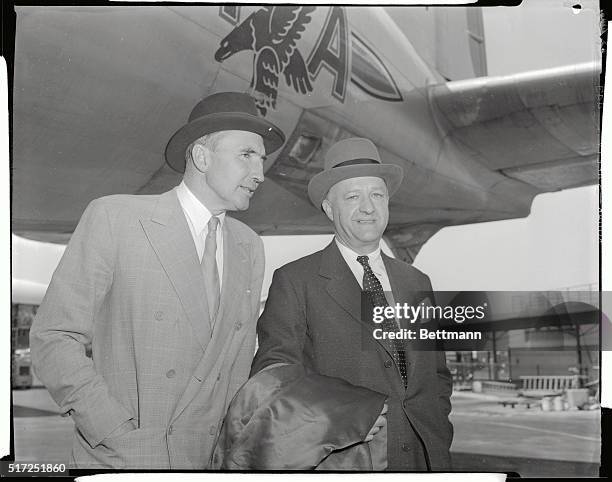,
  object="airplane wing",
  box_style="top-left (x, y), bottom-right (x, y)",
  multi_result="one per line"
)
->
top-left (430, 62), bottom-right (599, 193)
top-left (379, 62), bottom-right (600, 260)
